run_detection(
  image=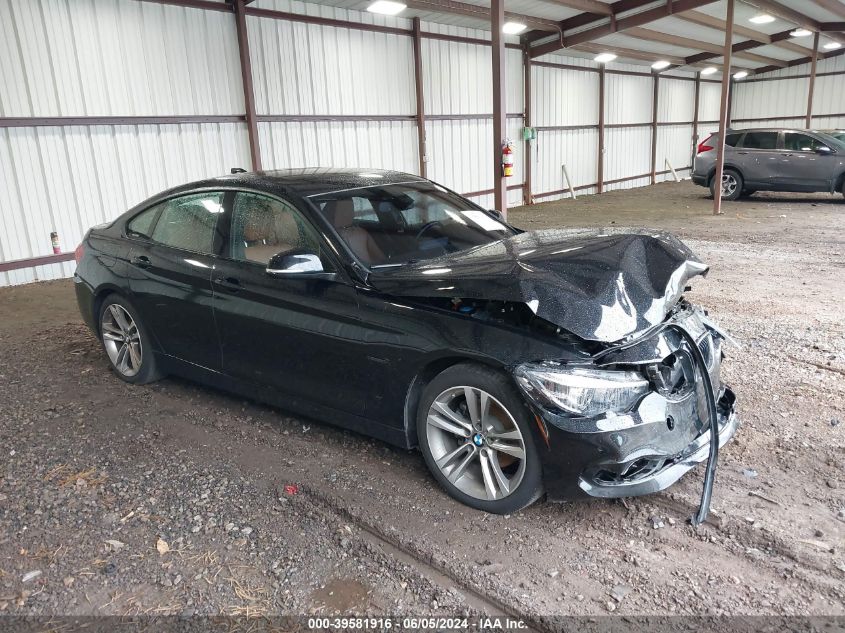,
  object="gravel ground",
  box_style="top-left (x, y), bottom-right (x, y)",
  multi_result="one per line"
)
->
top-left (0, 181), bottom-right (843, 624)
